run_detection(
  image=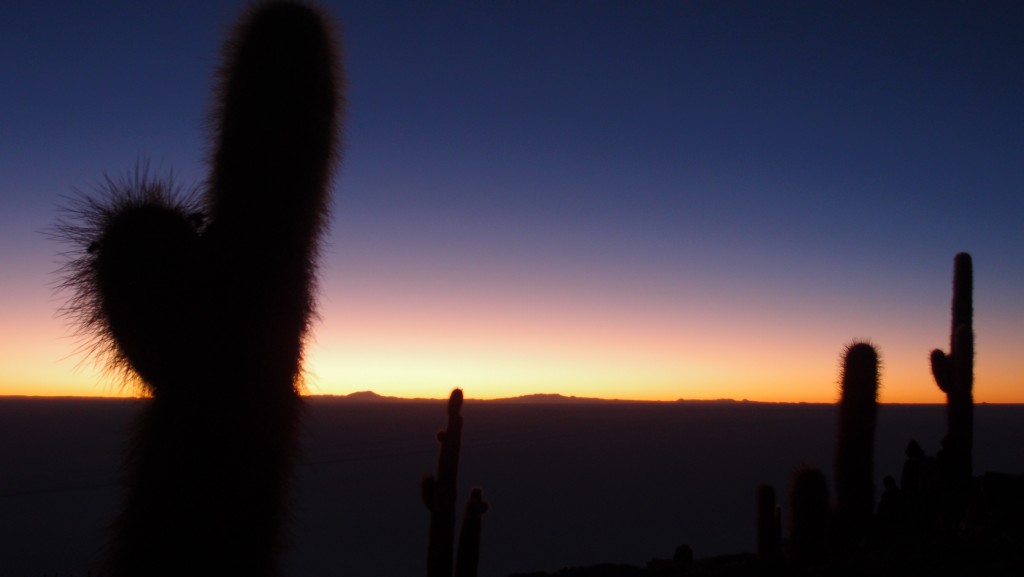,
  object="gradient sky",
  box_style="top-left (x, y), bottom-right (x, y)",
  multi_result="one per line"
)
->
top-left (1, 1), bottom-right (1022, 402)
